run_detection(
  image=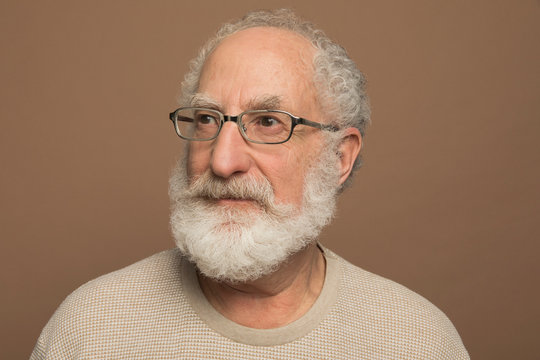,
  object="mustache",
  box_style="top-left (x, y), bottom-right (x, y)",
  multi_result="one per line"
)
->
top-left (185, 170), bottom-right (275, 209)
